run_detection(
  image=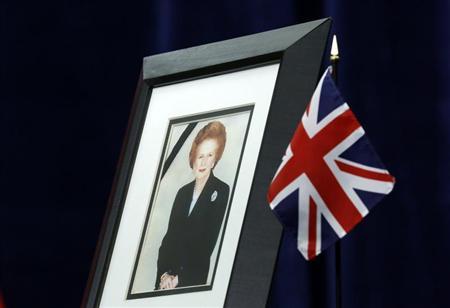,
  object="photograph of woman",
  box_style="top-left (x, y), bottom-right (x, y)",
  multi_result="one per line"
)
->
top-left (128, 106), bottom-right (253, 298)
top-left (155, 121), bottom-right (230, 290)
